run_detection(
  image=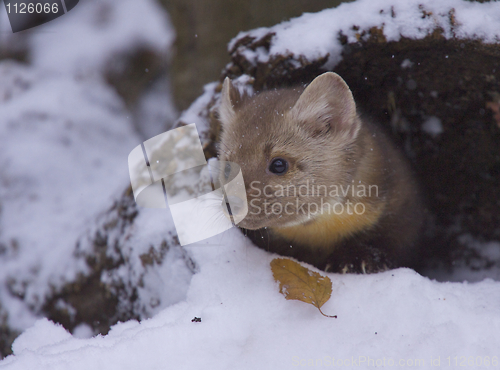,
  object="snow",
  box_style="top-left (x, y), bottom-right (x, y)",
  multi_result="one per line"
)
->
top-left (0, 0), bottom-right (177, 338)
top-left (30, 0), bottom-right (173, 76)
top-left (229, 0), bottom-right (500, 70)
top-left (99, 206), bottom-right (194, 318)
top-left (422, 116), bottom-right (444, 137)
top-left (2, 0), bottom-right (500, 367)
top-left (437, 235), bottom-right (500, 283)
top-left (400, 59), bottom-right (414, 69)
top-left (177, 82), bottom-right (219, 145)
top-left (0, 60), bottom-right (137, 322)
top-left (2, 231), bottom-right (500, 369)
top-left (71, 324), bottom-right (94, 339)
